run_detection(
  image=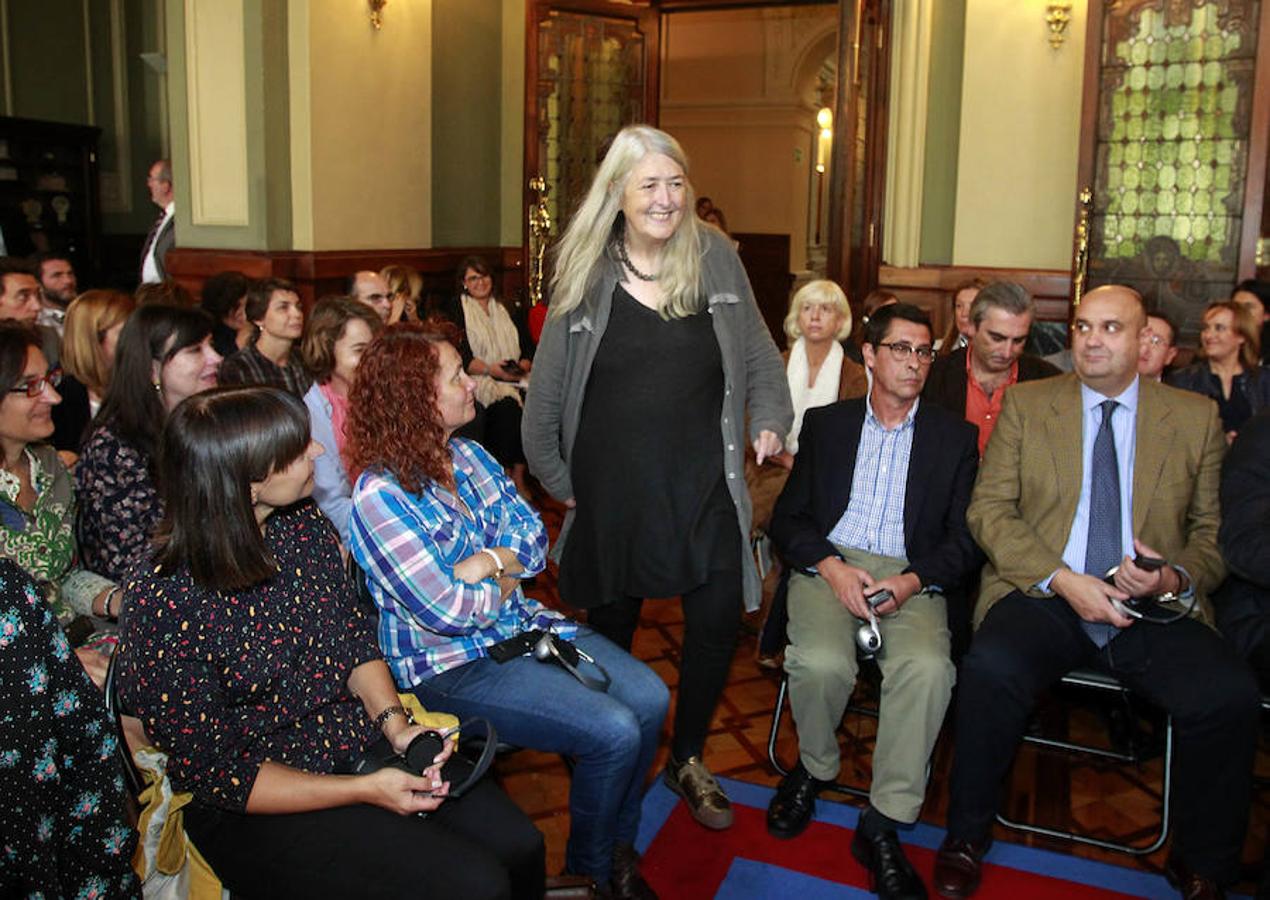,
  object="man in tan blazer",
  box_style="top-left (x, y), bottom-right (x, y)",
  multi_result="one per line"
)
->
top-left (933, 286), bottom-right (1259, 900)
